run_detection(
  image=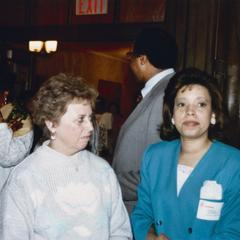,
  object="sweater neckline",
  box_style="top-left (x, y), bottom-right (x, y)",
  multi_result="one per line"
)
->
top-left (38, 140), bottom-right (84, 166)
